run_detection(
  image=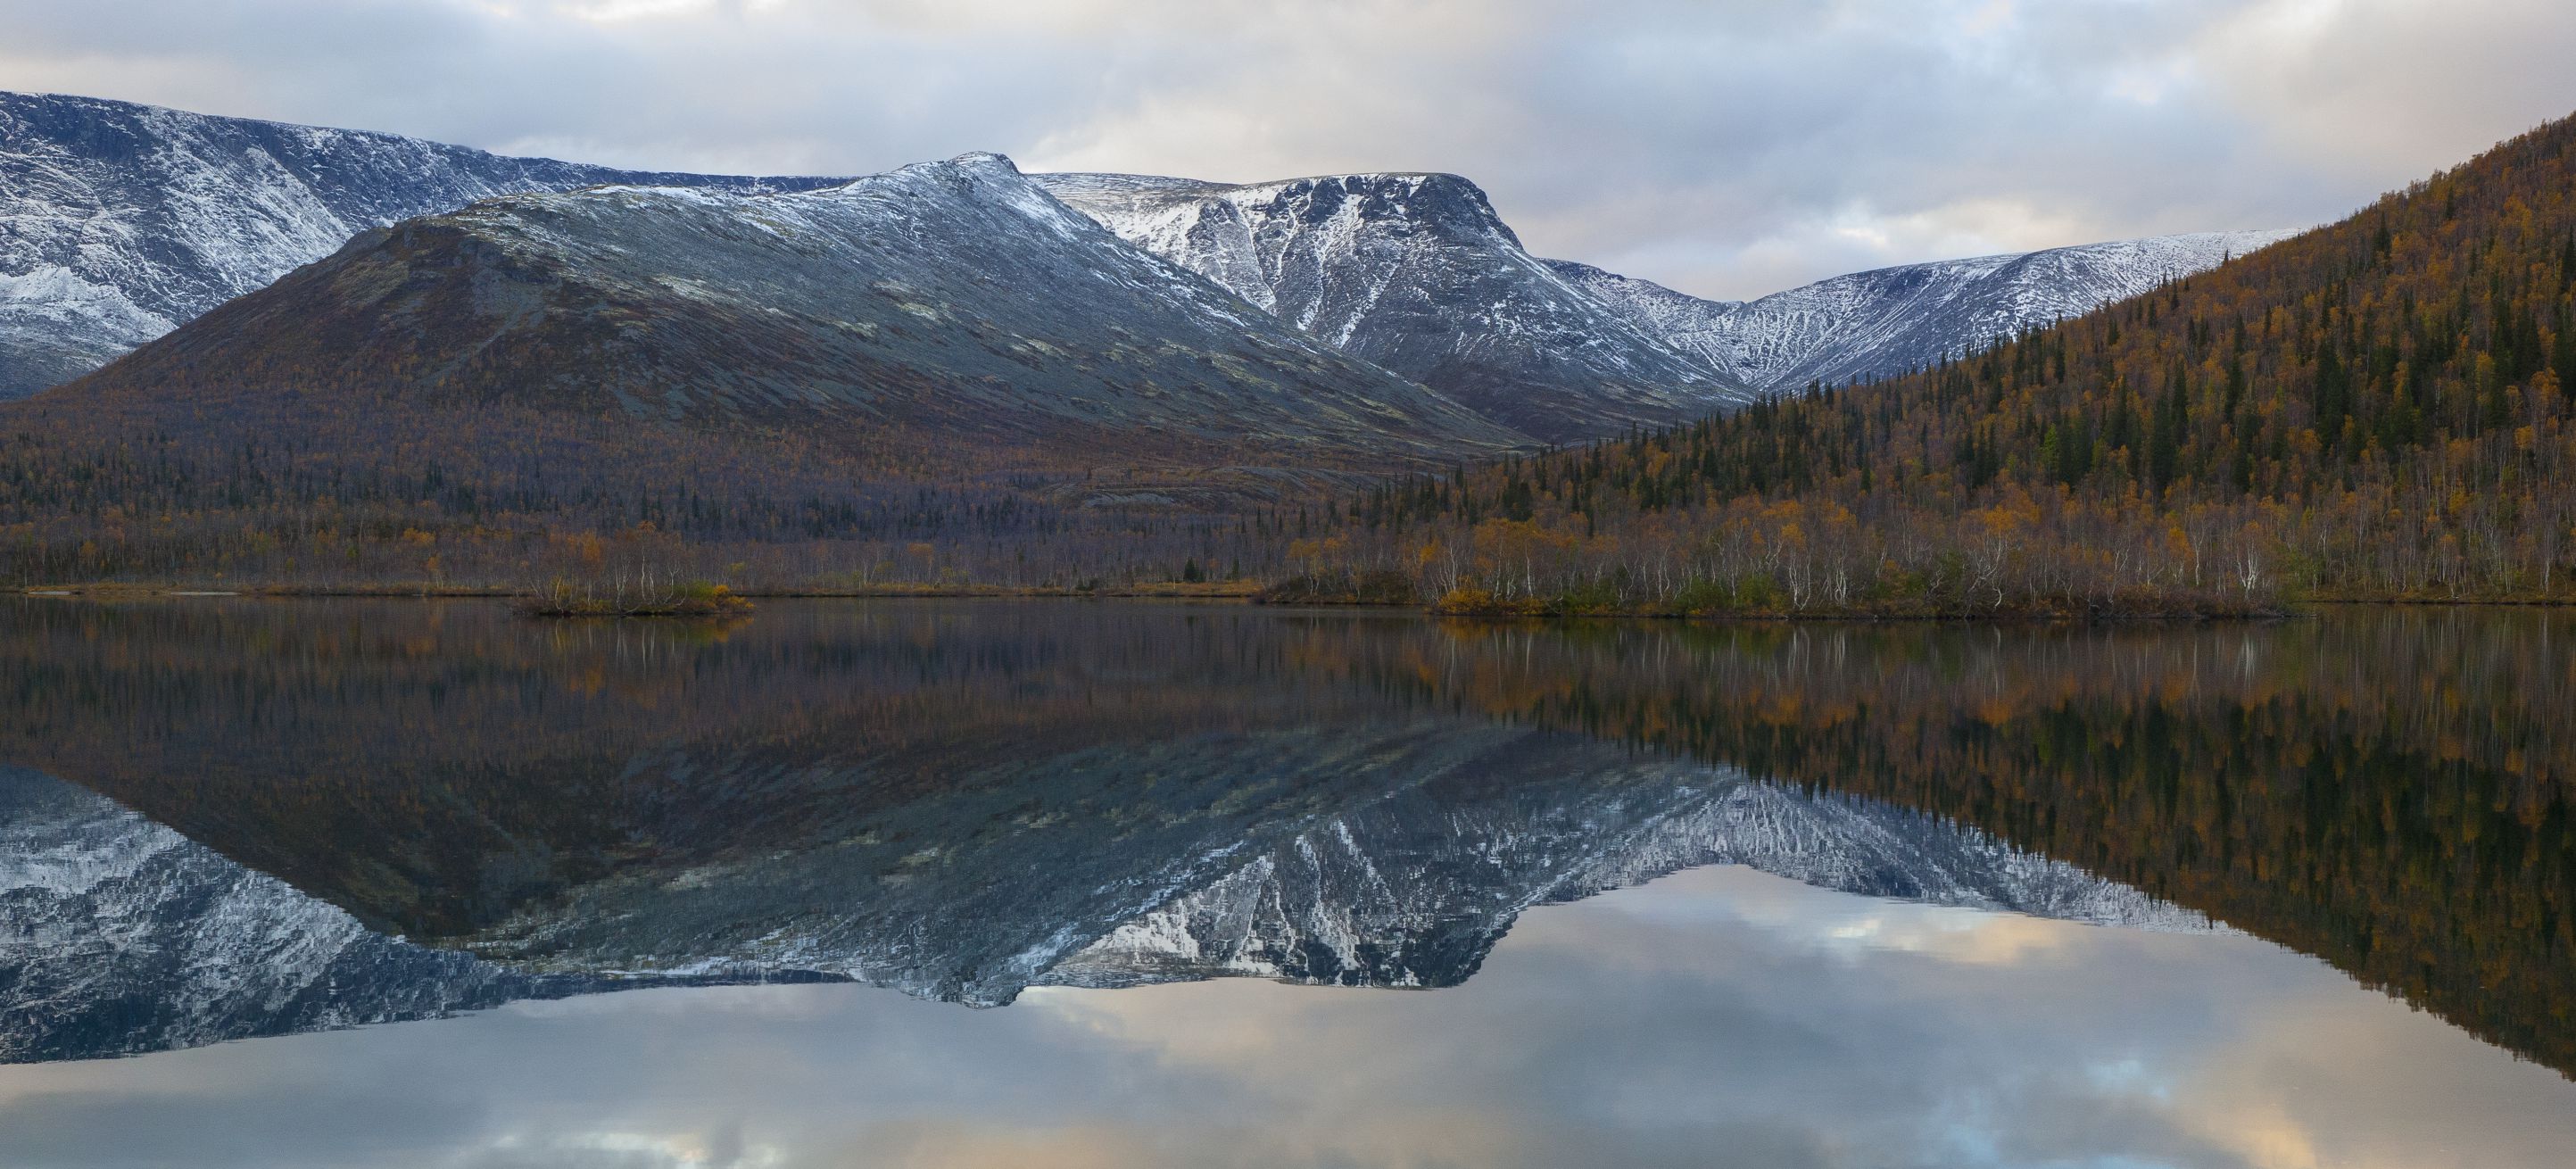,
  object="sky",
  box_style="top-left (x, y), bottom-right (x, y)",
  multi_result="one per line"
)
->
top-left (3, 1), bottom-right (2574, 300)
